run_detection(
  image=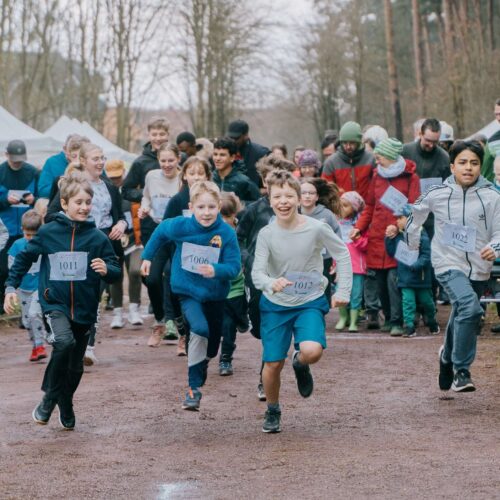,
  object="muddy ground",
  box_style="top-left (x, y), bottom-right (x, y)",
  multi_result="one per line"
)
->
top-left (0, 305), bottom-right (499, 500)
